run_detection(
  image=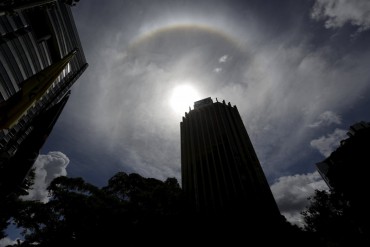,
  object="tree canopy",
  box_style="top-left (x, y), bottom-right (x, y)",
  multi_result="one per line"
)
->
top-left (2, 172), bottom-right (185, 247)
top-left (301, 189), bottom-right (369, 246)
top-left (6, 172), bottom-right (367, 246)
